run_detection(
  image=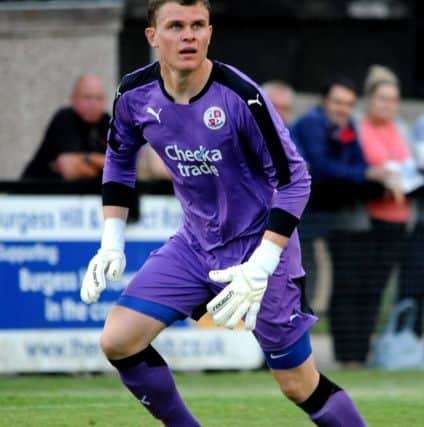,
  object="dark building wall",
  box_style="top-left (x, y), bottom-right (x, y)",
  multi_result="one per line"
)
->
top-left (208, 18), bottom-right (414, 95)
top-left (119, 0), bottom-right (421, 97)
